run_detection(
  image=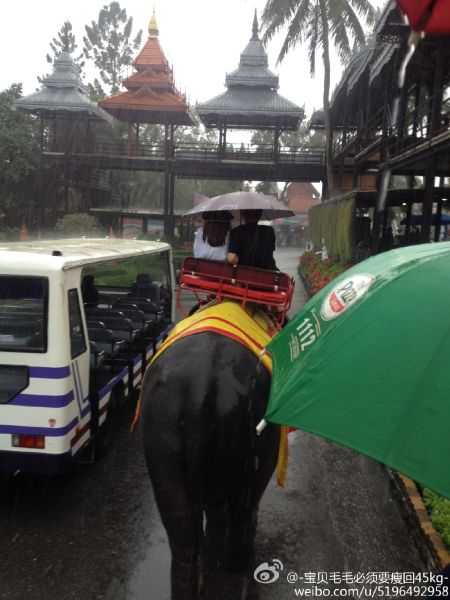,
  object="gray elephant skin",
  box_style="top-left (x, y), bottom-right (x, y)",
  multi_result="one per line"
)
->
top-left (140, 331), bottom-right (280, 599)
